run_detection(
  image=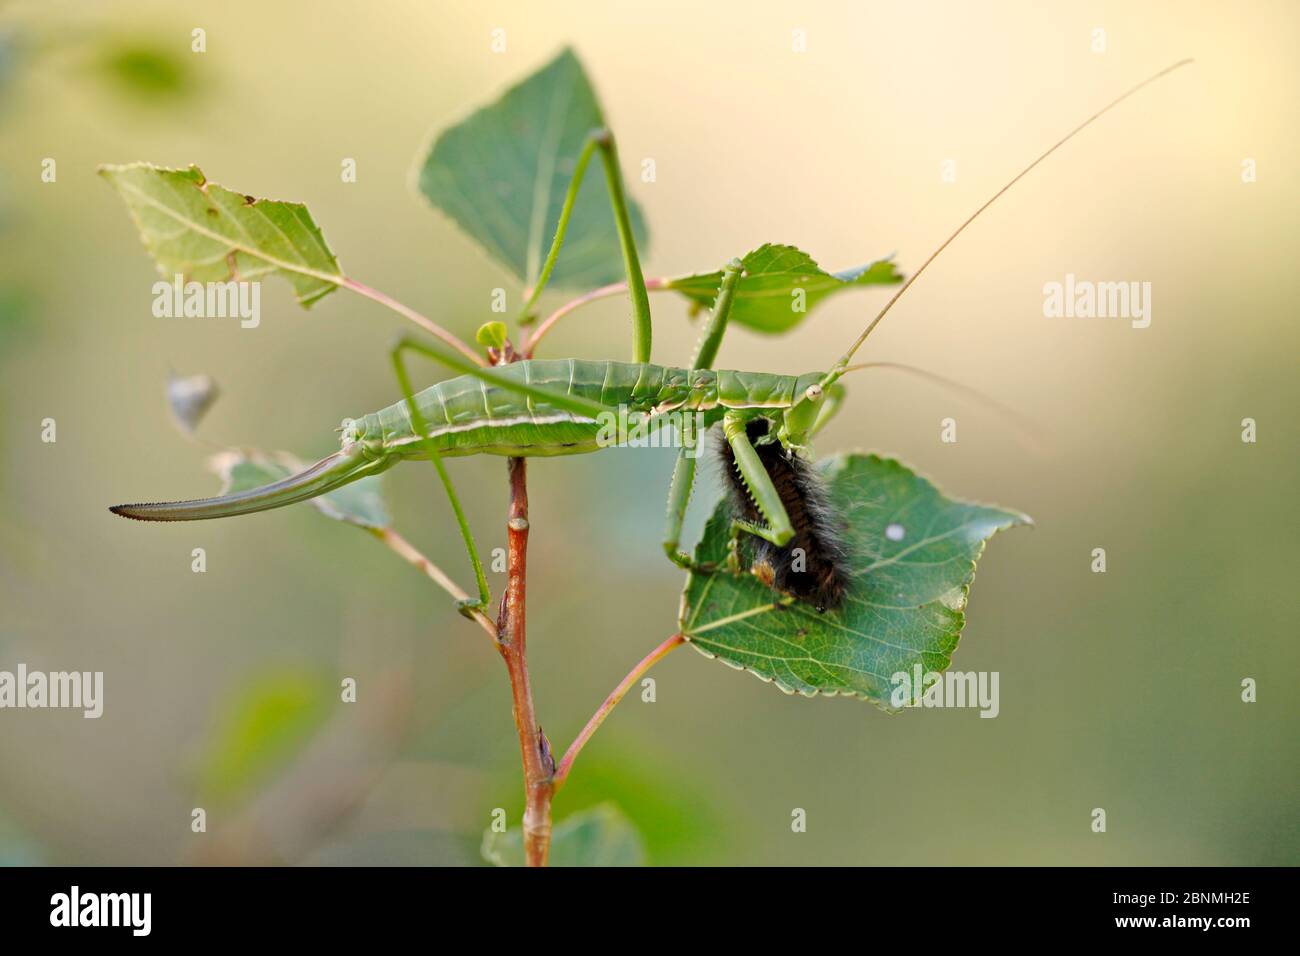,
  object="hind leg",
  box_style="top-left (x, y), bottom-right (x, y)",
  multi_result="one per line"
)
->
top-left (391, 339), bottom-right (492, 616)
top-left (662, 259), bottom-right (745, 572)
top-left (391, 336), bottom-right (652, 613)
